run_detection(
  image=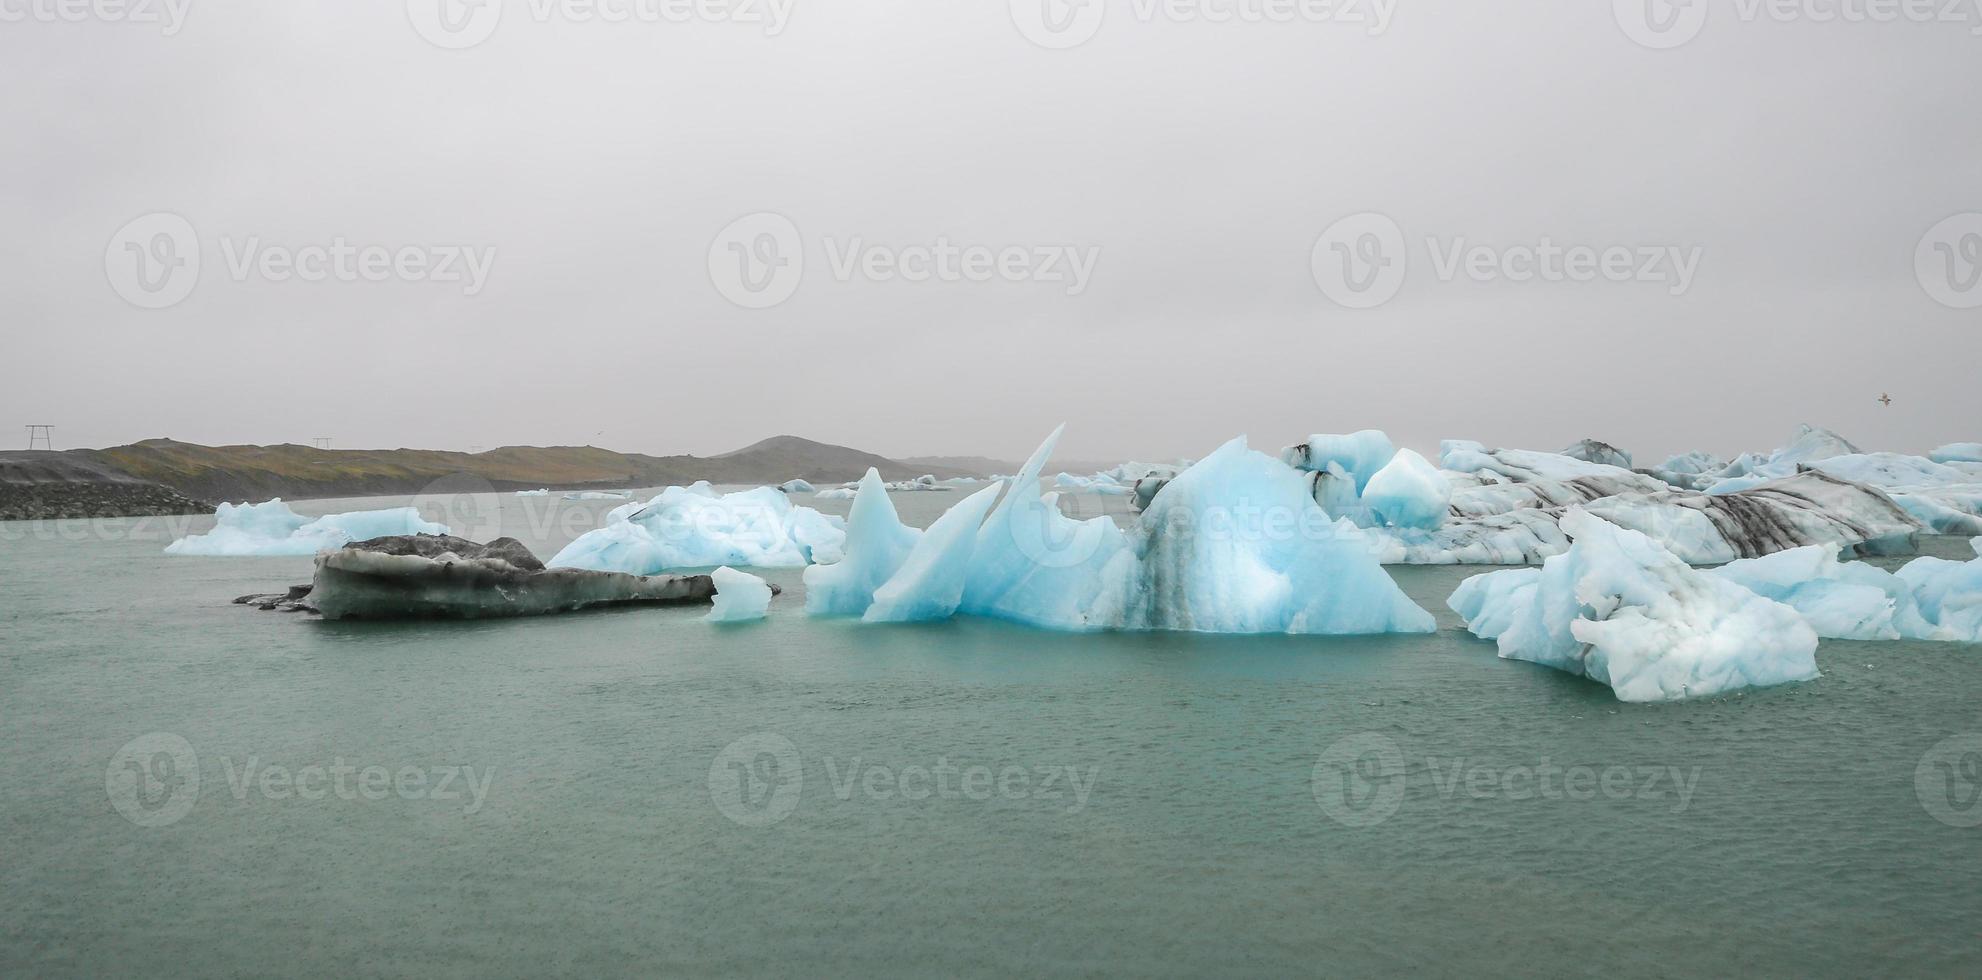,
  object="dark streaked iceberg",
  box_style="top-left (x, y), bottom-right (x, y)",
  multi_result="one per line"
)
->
top-left (308, 534), bottom-right (718, 621)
